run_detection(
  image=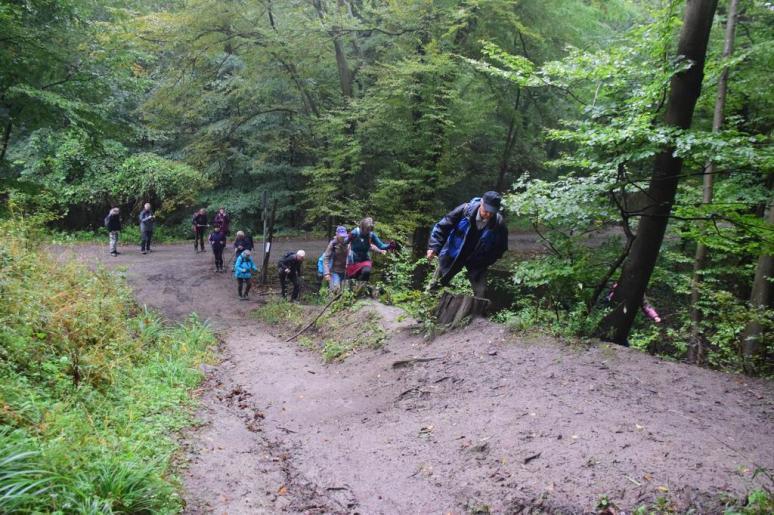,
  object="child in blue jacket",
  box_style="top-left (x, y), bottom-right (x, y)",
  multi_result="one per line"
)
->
top-left (234, 250), bottom-right (259, 300)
